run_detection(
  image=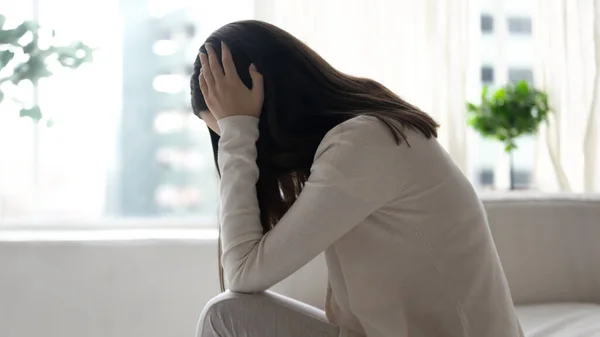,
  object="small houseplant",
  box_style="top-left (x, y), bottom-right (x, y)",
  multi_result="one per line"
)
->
top-left (0, 14), bottom-right (93, 123)
top-left (467, 81), bottom-right (550, 189)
